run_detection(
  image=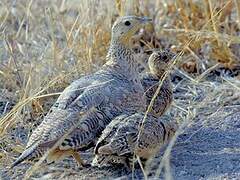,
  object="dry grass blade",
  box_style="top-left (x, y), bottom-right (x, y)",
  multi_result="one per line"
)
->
top-left (196, 63), bottom-right (220, 82)
top-left (234, 0), bottom-right (240, 29)
top-left (222, 77), bottom-right (240, 91)
top-left (206, 0), bottom-right (220, 45)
